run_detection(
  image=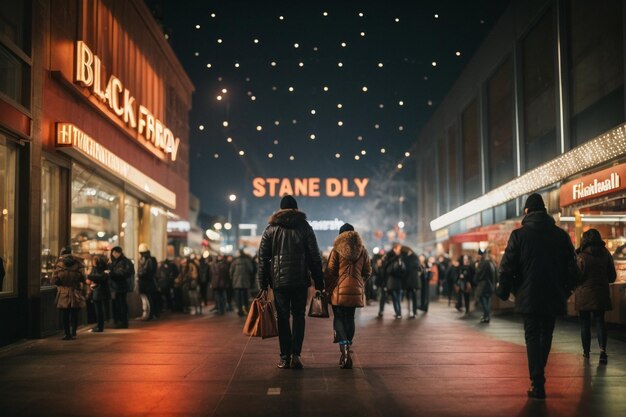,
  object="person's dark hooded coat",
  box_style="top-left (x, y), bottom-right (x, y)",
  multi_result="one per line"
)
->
top-left (575, 236), bottom-right (616, 312)
top-left (257, 209), bottom-right (324, 290)
top-left (497, 210), bottom-right (580, 315)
